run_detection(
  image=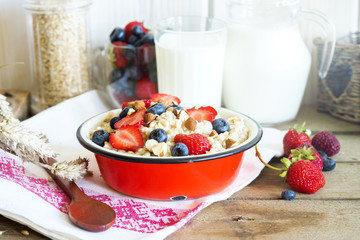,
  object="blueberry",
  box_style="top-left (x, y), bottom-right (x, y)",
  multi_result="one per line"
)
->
top-left (92, 130), bottom-right (110, 146)
top-left (281, 190), bottom-right (296, 200)
top-left (212, 118), bottom-right (230, 134)
top-left (119, 106), bottom-right (131, 119)
top-left (171, 143), bottom-right (189, 156)
top-left (134, 34), bottom-right (155, 47)
top-left (149, 128), bottom-right (168, 143)
top-left (110, 116), bottom-right (120, 129)
top-left (110, 68), bottom-right (124, 83)
top-left (132, 25), bottom-right (144, 37)
top-left (123, 45), bottom-right (136, 61)
top-left (318, 150), bottom-right (328, 160)
top-left (110, 27), bottom-right (125, 43)
top-left (323, 158), bottom-right (336, 171)
top-left (147, 103), bottom-right (165, 115)
top-left (127, 35), bottom-right (139, 45)
top-left (167, 104), bottom-right (184, 111)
